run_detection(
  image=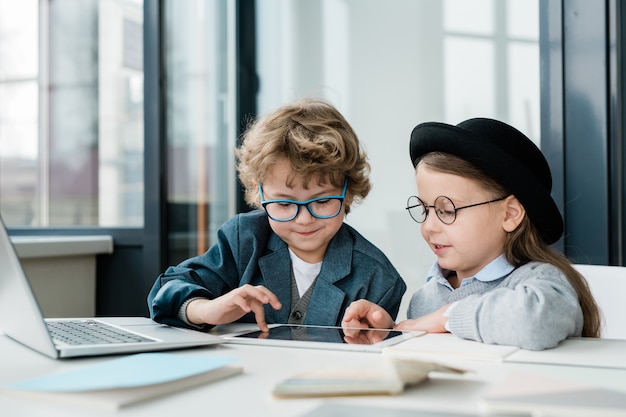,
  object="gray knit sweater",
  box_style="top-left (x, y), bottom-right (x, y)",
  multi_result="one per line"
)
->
top-left (407, 261), bottom-right (583, 350)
